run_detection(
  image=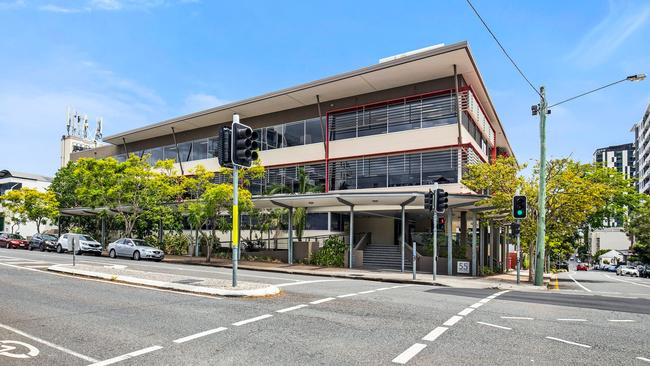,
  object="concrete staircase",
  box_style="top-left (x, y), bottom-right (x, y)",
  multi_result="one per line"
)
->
top-left (363, 244), bottom-right (412, 270)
